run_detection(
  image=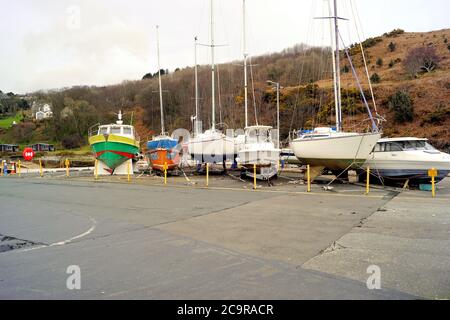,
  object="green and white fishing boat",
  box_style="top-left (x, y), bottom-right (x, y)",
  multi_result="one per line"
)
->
top-left (88, 111), bottom-right (140, 174)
